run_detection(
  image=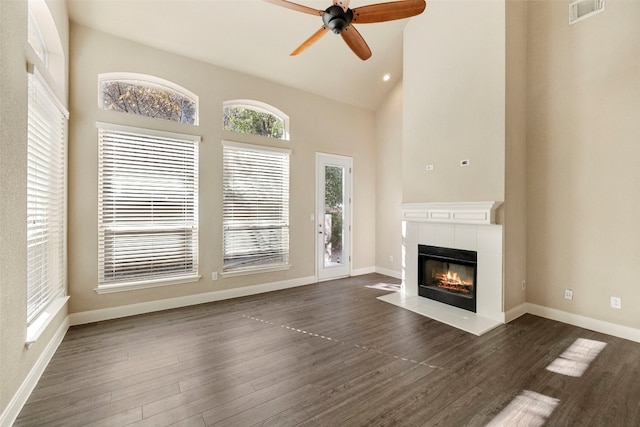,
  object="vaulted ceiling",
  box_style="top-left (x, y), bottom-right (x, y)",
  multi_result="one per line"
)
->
top-left (66, 0), bottom-right (419, 110)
